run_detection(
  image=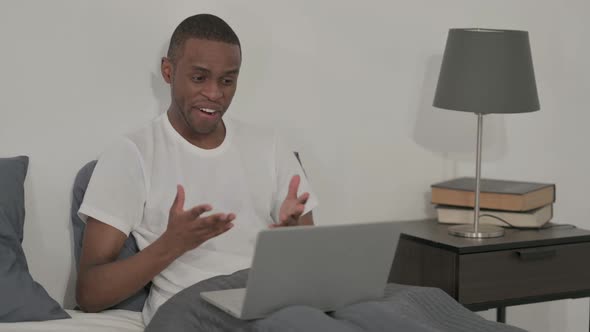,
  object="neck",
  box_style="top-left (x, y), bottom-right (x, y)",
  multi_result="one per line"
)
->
top-left (166, 109), bottom-right (226, 149)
